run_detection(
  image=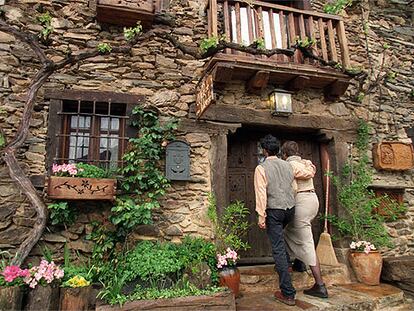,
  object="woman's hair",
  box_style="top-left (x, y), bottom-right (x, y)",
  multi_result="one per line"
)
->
top-left (260, 134), bottom-right (280, 156)
top-left (281, 141), bottom-right (299, 157)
